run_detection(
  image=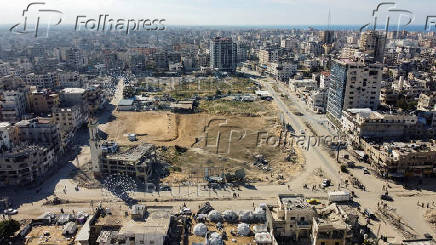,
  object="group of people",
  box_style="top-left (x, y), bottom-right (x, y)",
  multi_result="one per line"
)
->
top-left (417, 201), bottom-right (435, 209)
